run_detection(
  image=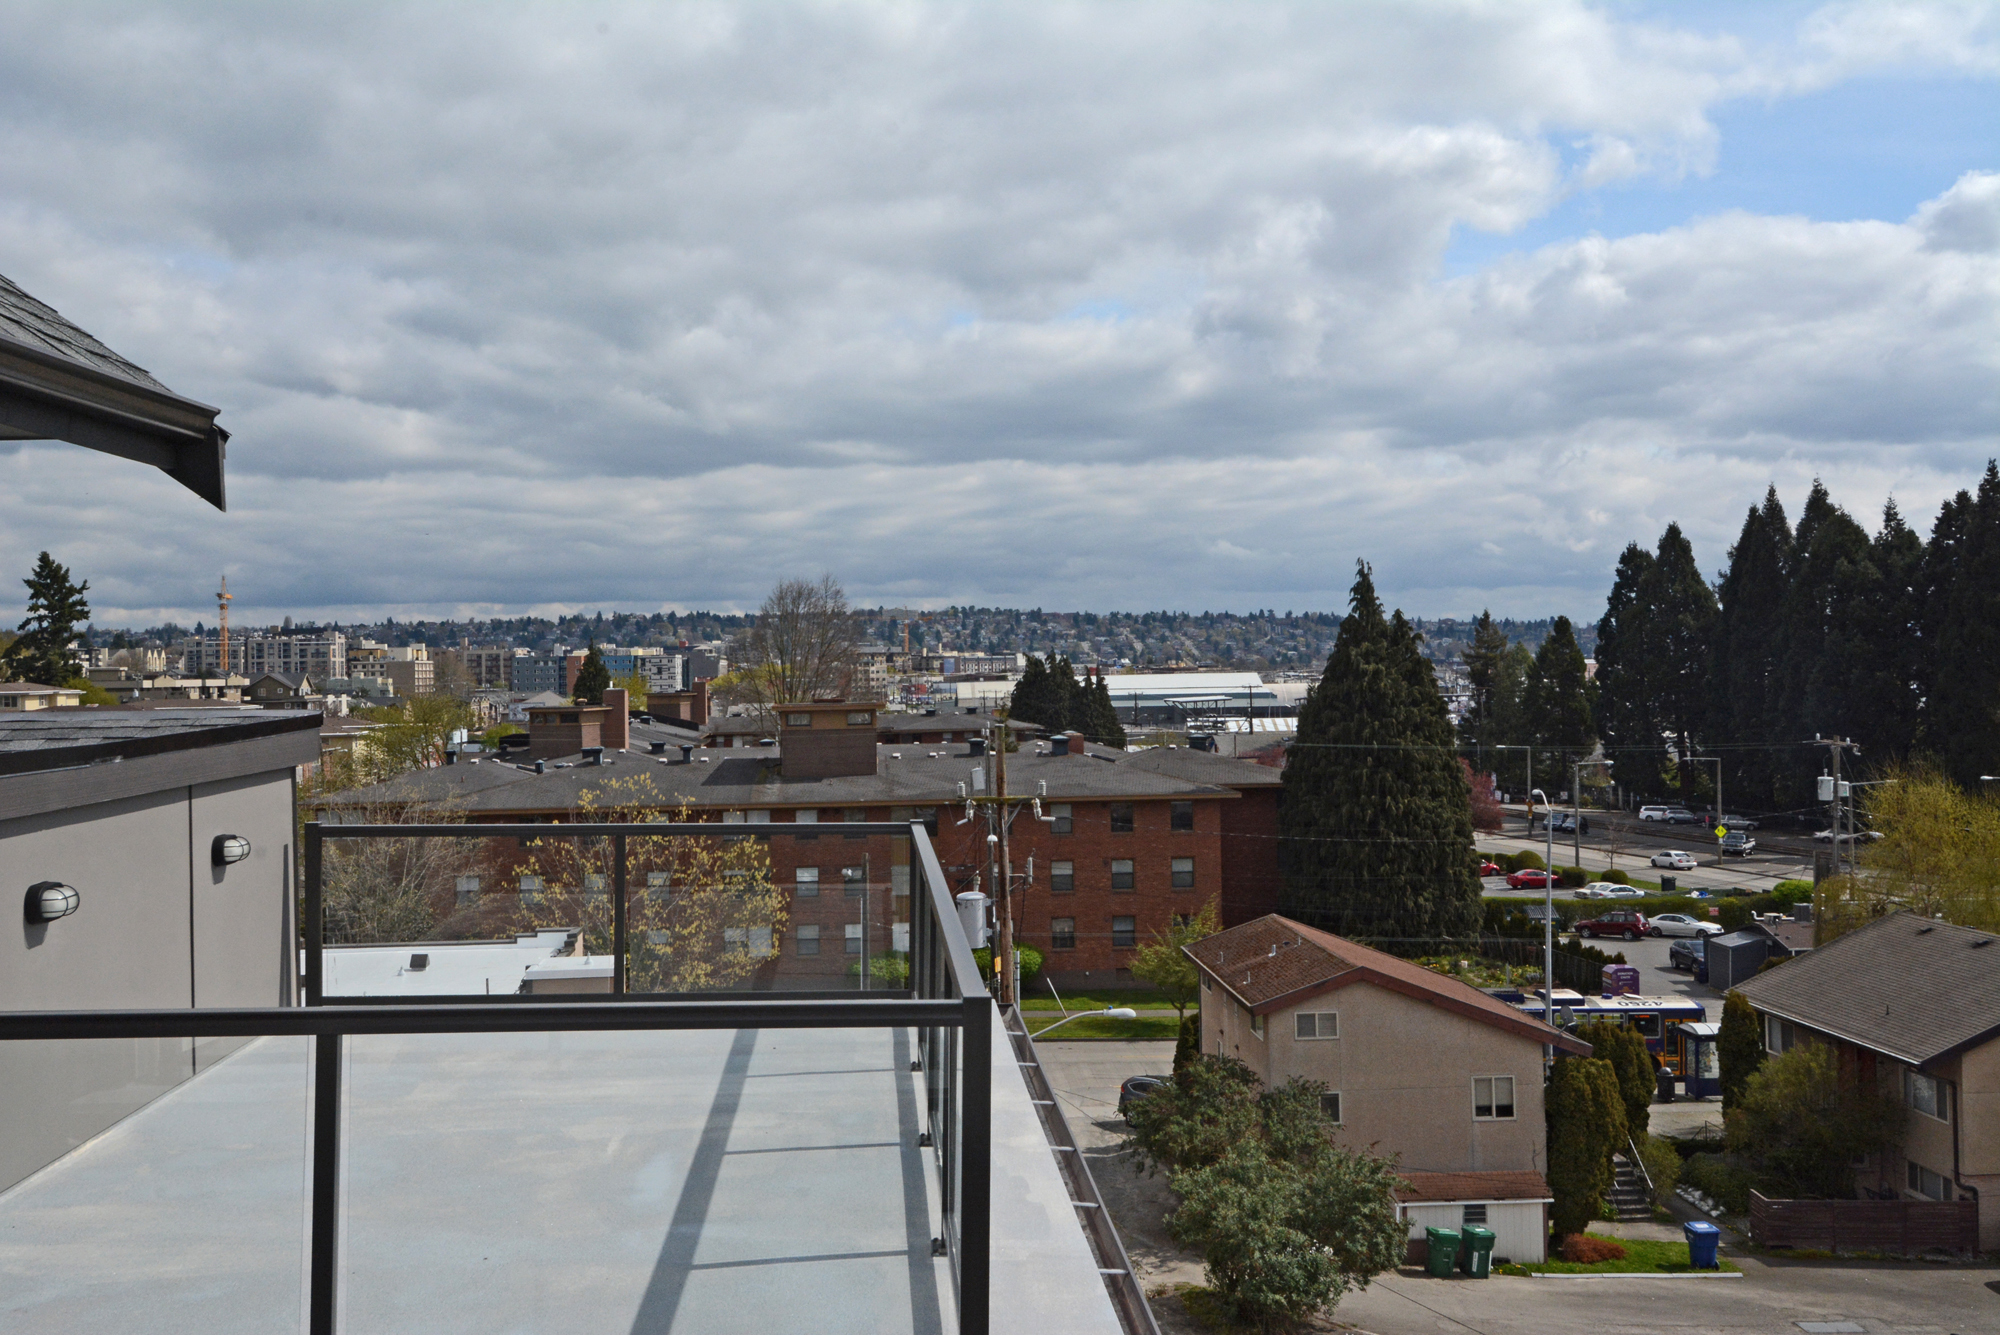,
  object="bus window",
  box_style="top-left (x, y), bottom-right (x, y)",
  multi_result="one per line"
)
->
top-left (1633, 1014), bottom-right (1662, 1040)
